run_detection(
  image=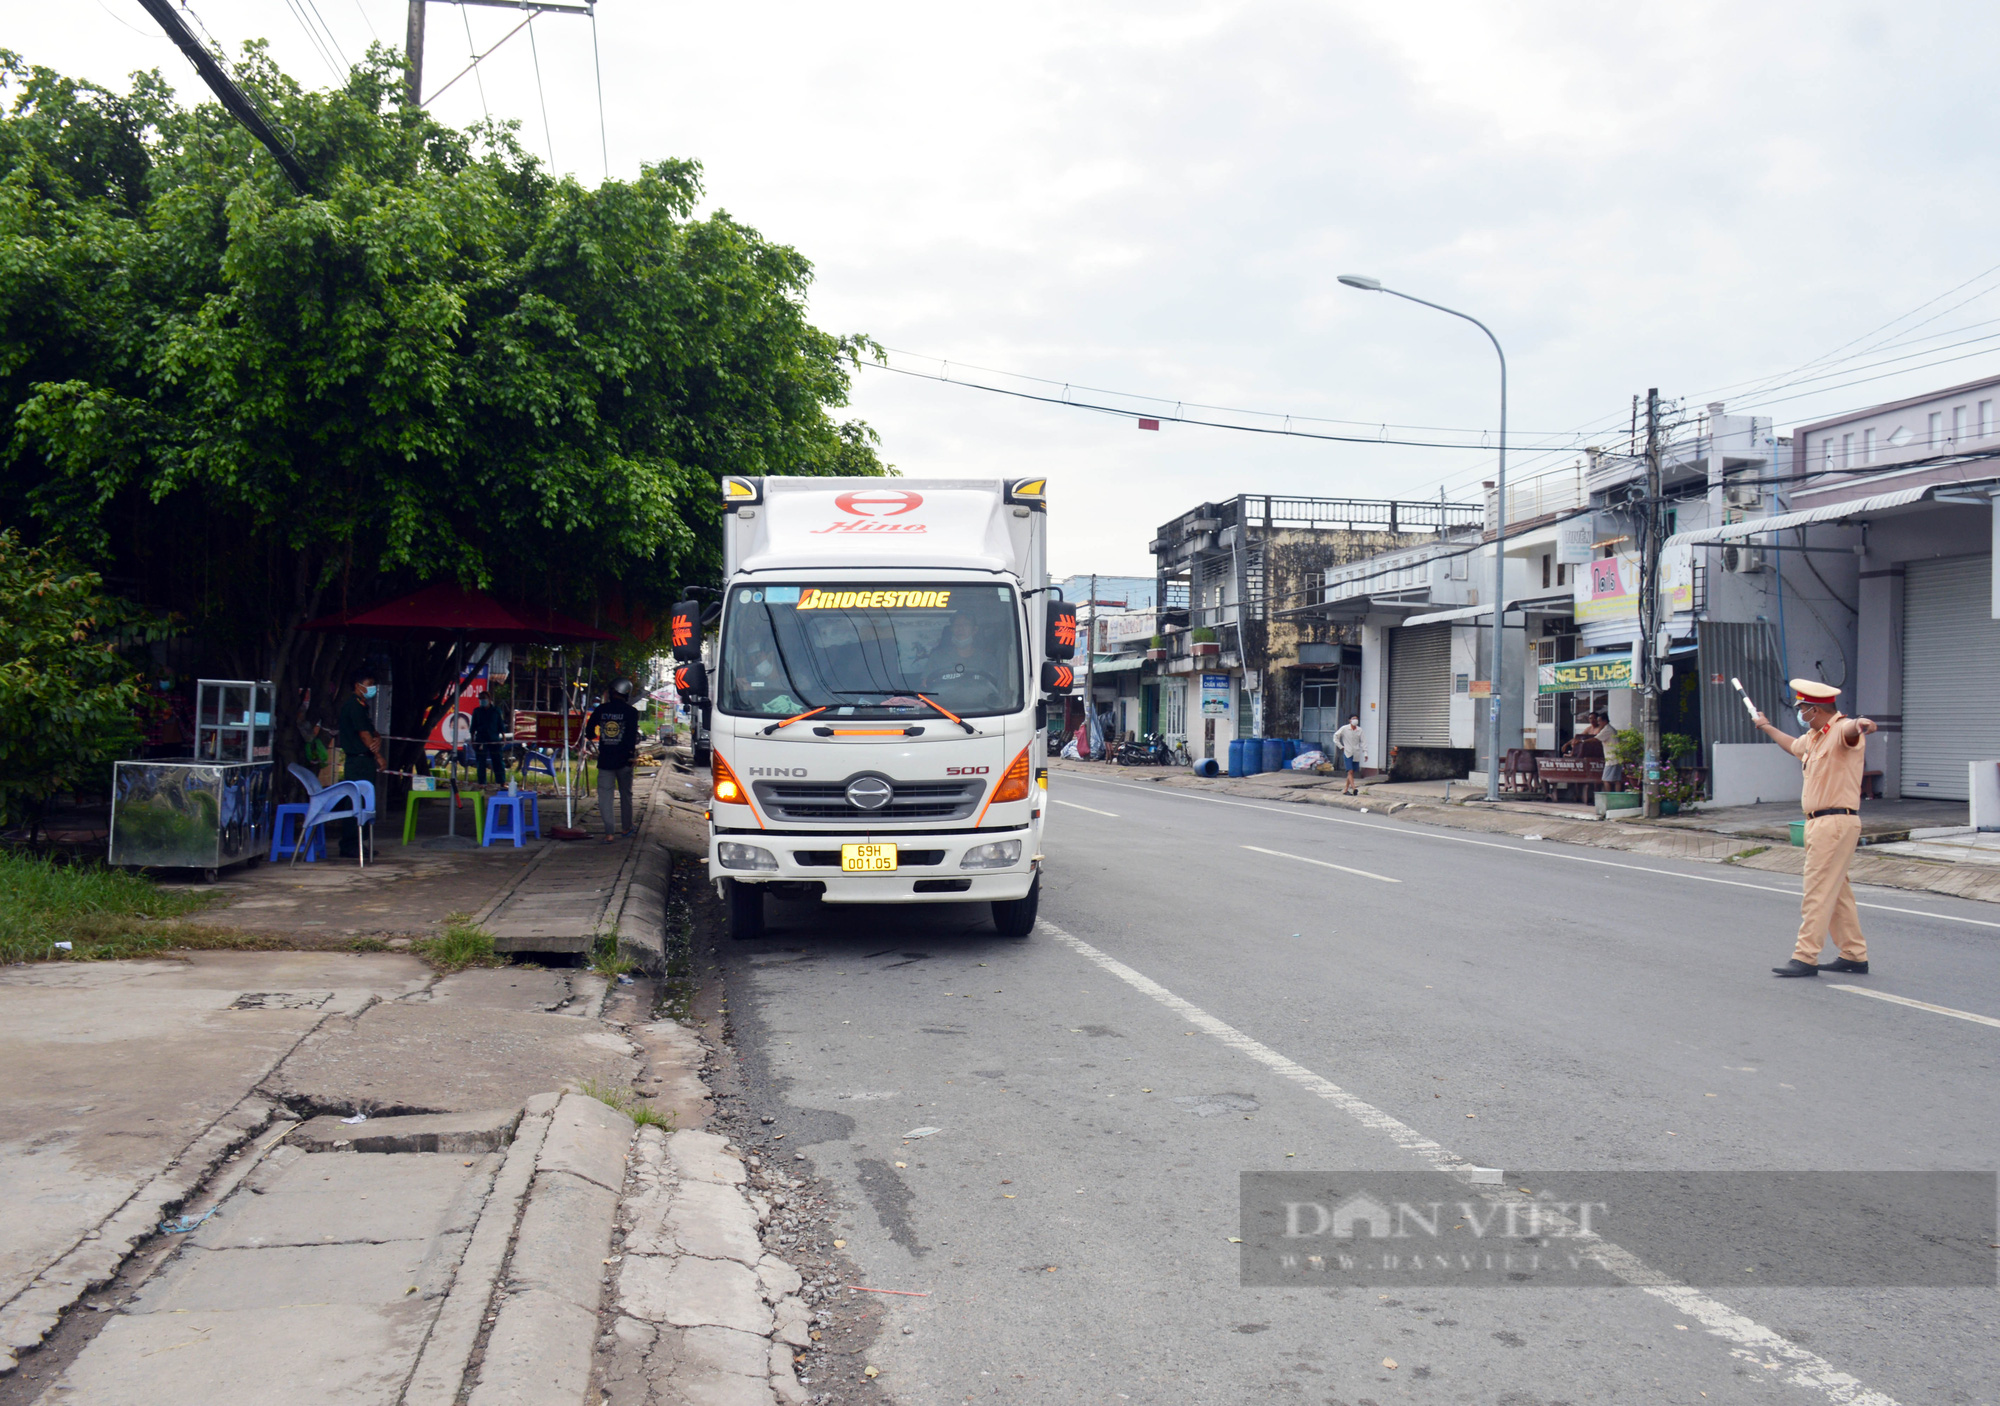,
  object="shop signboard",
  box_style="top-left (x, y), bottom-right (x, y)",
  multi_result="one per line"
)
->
top-left (1538, 649), bottom-right (1638, 695)
top-left (1200, 672), bottom-right (1231, 716)
top-left (1573, 547), bottom-right (1693, 623)
top-left (1100, 610), bottom-right (1158, 646)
